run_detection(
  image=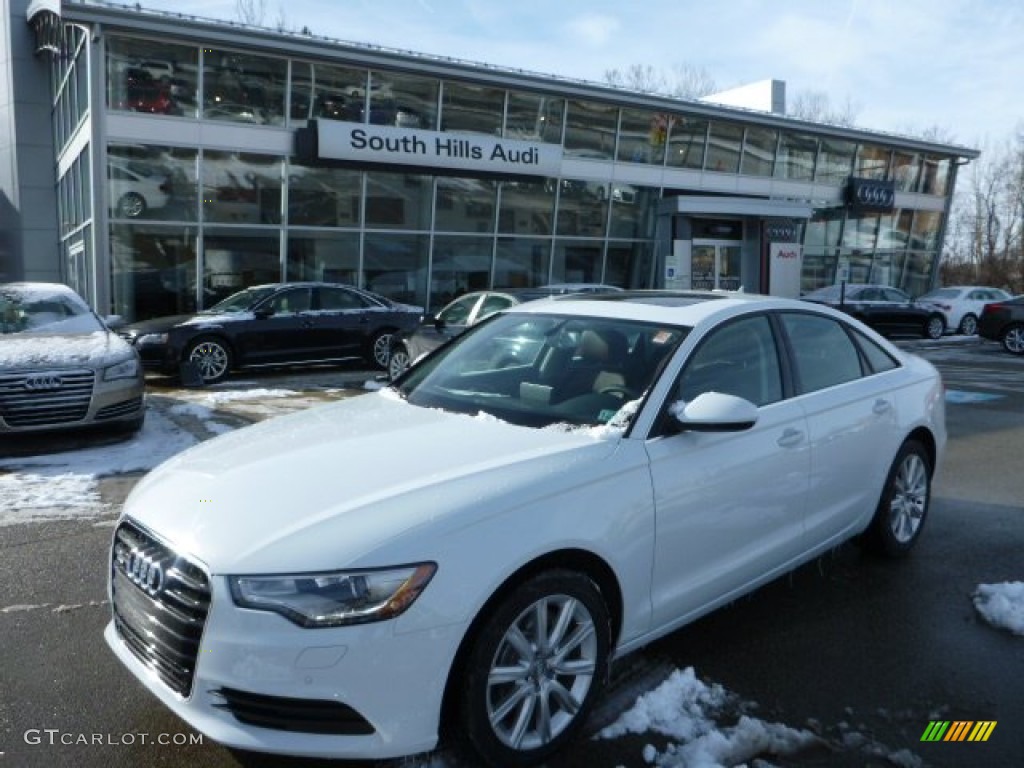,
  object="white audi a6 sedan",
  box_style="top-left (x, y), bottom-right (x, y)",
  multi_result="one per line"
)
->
top-left (106, 291), bottom-right (945, 767)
